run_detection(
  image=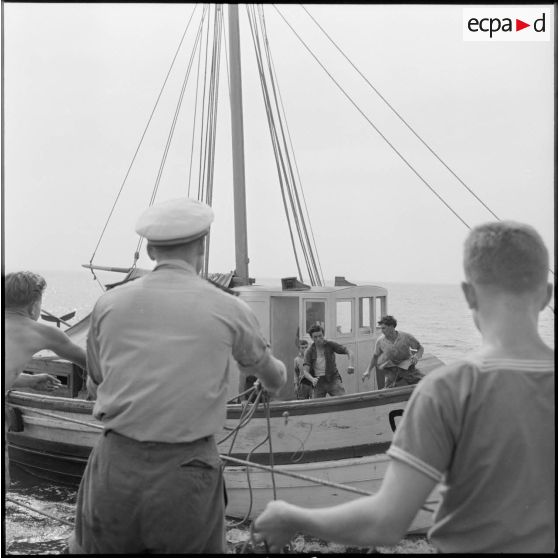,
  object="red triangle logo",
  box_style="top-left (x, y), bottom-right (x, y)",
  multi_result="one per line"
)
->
top-left (516, 19), bottom-right (530, 31)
